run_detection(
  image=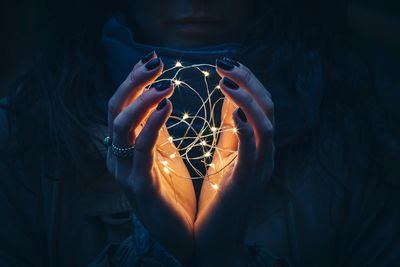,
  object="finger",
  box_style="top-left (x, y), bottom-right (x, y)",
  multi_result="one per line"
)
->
top-left (108, 54), bottom-right (163, 138)
top-left (112, 81), bottom-right (174, 148)
top-left (216, 58), bottom-right (274, 123)
top-left (134, 98), bottom-right (173, 177)
top-left (219, 77), bottom-right (273, 154)
top-left (216, 97), bottom-right (238, 156)
top-left (232, 108), bottom-right (257, 183)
